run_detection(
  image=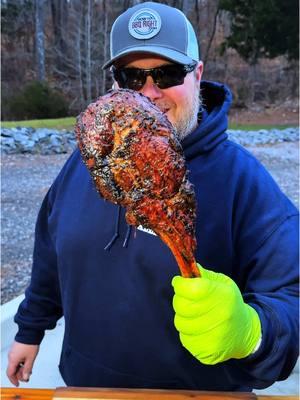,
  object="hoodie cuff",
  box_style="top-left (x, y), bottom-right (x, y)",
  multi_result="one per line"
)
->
top-left (15, 327), bottom-right (45, 345)
top-left (251, 335), bottom-right (262, 354)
